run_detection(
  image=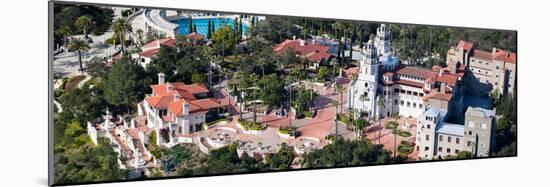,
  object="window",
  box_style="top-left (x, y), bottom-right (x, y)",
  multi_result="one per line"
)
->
top-left (407, 102), bottom-right (411, 107)
top-left (448, 136), bottom-right (451, 143)
top-left (486, 80), bottom-right (490, 84)
top-left (496, 64), bottom-right (500, 69)
top-left (425, 146), bottom-right (429, 151)
top-left (455, 149), bottom-right (459, 154)
top-left (413, 92), bottom-right (418, 96)
top-left (427, 124), bottom-right (431, 129)
top-left (456, 138), bottom-right (460, 144)
top-left (394, 99), bottom-right (399, 105)
top-left (425, 135), bottom-right (429, 141)
top-left (495, 81), bottom-right (499, 85)
top-left (413, 103), bottom-right (417, 108)
top-left (468, 121), bottom-right (475, 128)
top-left (481, 123), bottom-right (487, 129)
top-left (469, 131), bottom-right (472, 135)
top-left (496, 74), bottom-right (499, 78)
top-left (407, 91), bottom-right (412, 95)
top-left (365, 82), bottom-right (368, 87)
top-left (394, 88), bottom-right (400, 93)
top-left (447, 148), bottom-right (451, 153)
top-left (400, 100), bottom-right (404, 106)
top-left (419, 93), bottom-right (424, 97)
top-left (467, 141), bottom-right (472, 146)
top-left (439, 135), bottom-right (443, 141)
top-left (419, 104), bottom-right (423, 108)
top-left (400, 89), bottom-right (406, 94)
top-left (438, 147), bottom-right (442, 152)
